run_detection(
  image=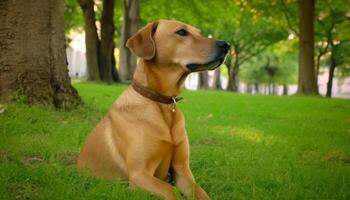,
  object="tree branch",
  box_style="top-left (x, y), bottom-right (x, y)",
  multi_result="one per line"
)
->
top-left (240, 30), bottom-right (267, 52)
top-left (239, 43), bottom-right (271, 65)
top-left (279, 0), bottom-right (299, 36)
